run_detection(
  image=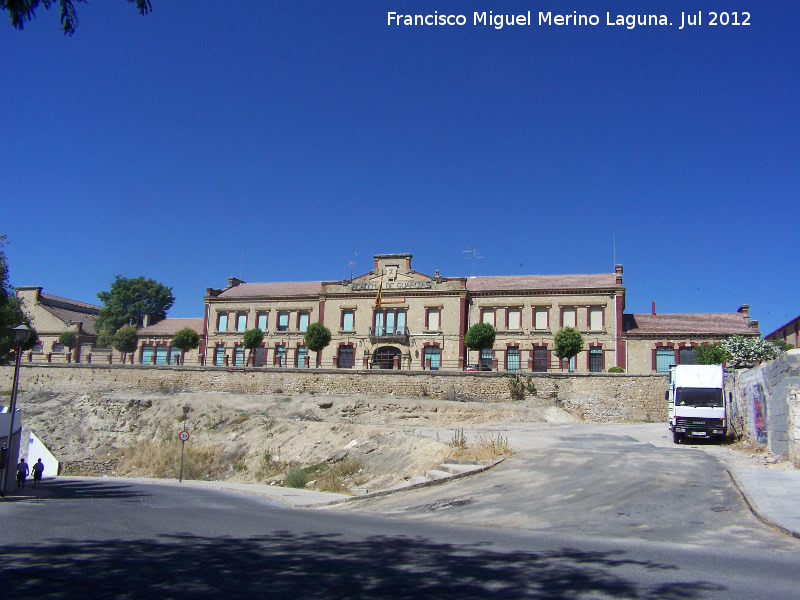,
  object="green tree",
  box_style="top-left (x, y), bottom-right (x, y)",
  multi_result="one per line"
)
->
top-left (96, 275), bottom-right (174, 346)
top-left (719, 335), bottom-right (783, 367)
top-left (694, 344), bottom-right (731, 365)
top-left (303, 322), bottom-right (331, 367)
top-left (171, 327), bottom-right (200, 365)
top-left (113, 324), bottom-right (138, 362)
top-left (3, 0), bottom-right (152, 35)
top-left (0, 235), bottom-right (38, 365)
top-left (464, 322), bottom-right (496, 367)
top-left (242, 328), bottom-right (264, 366)
top-left (553, 327), bottom-right (584, 369)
